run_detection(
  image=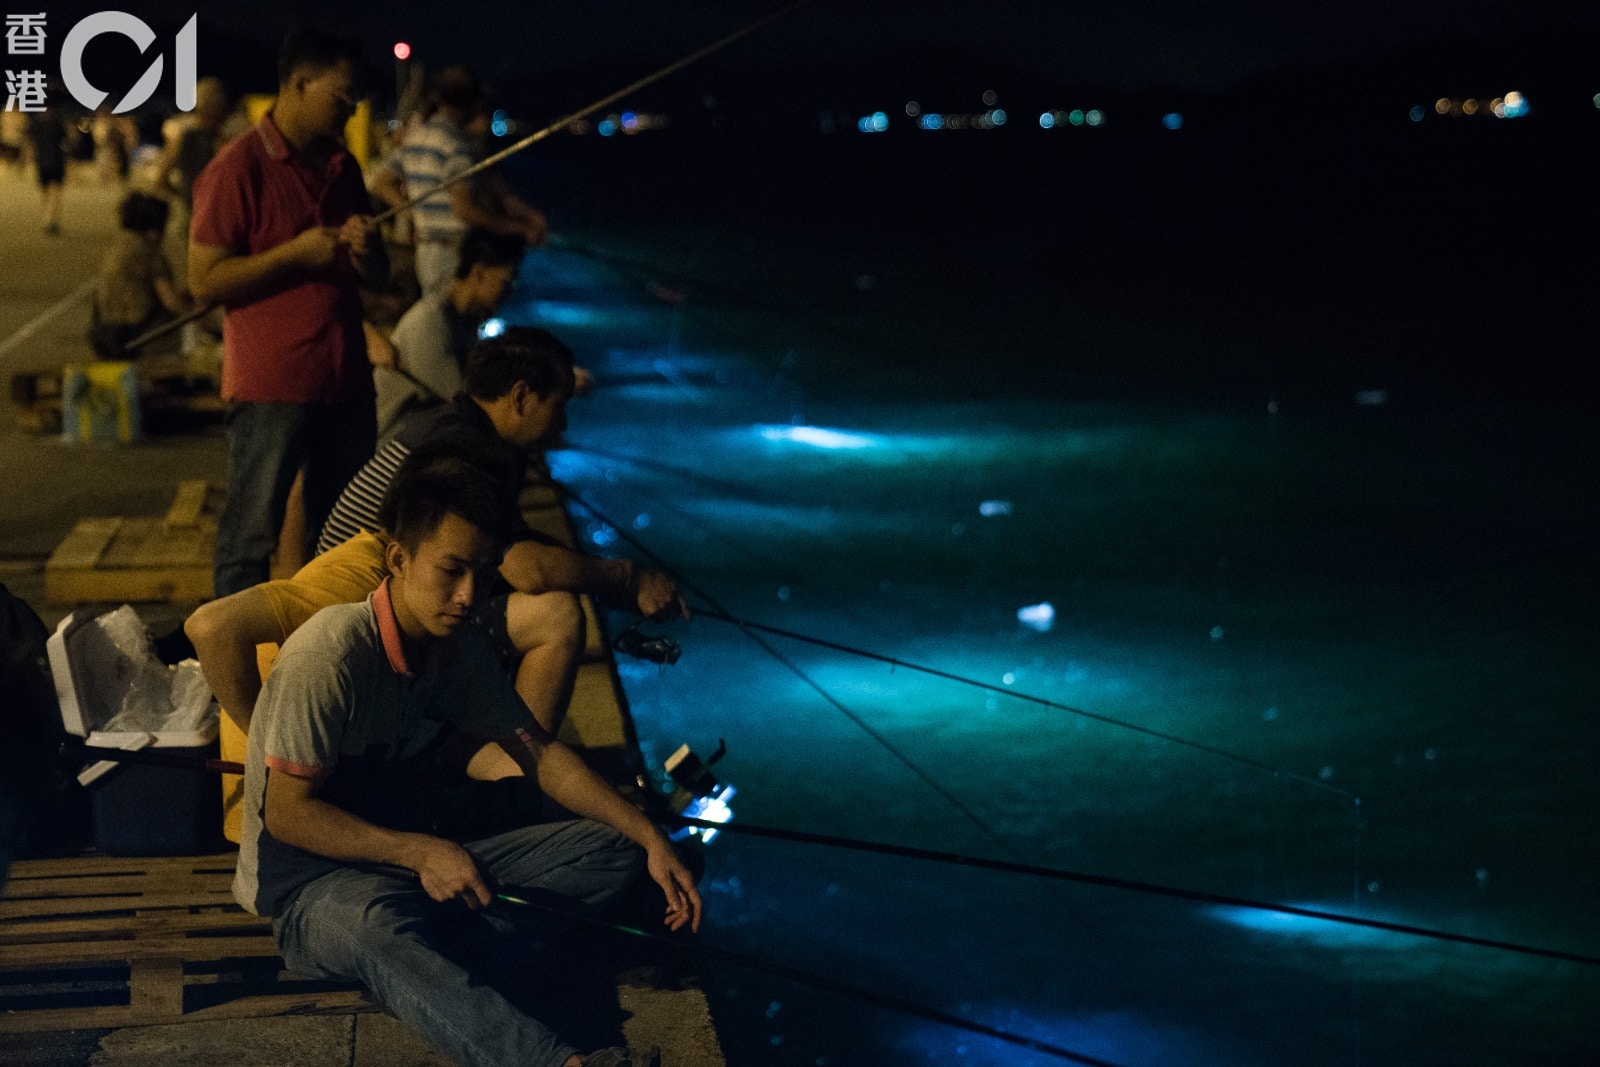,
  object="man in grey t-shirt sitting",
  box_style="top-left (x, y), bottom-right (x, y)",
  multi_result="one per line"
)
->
top-left (235, 453), bottom-right (695, 1067)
